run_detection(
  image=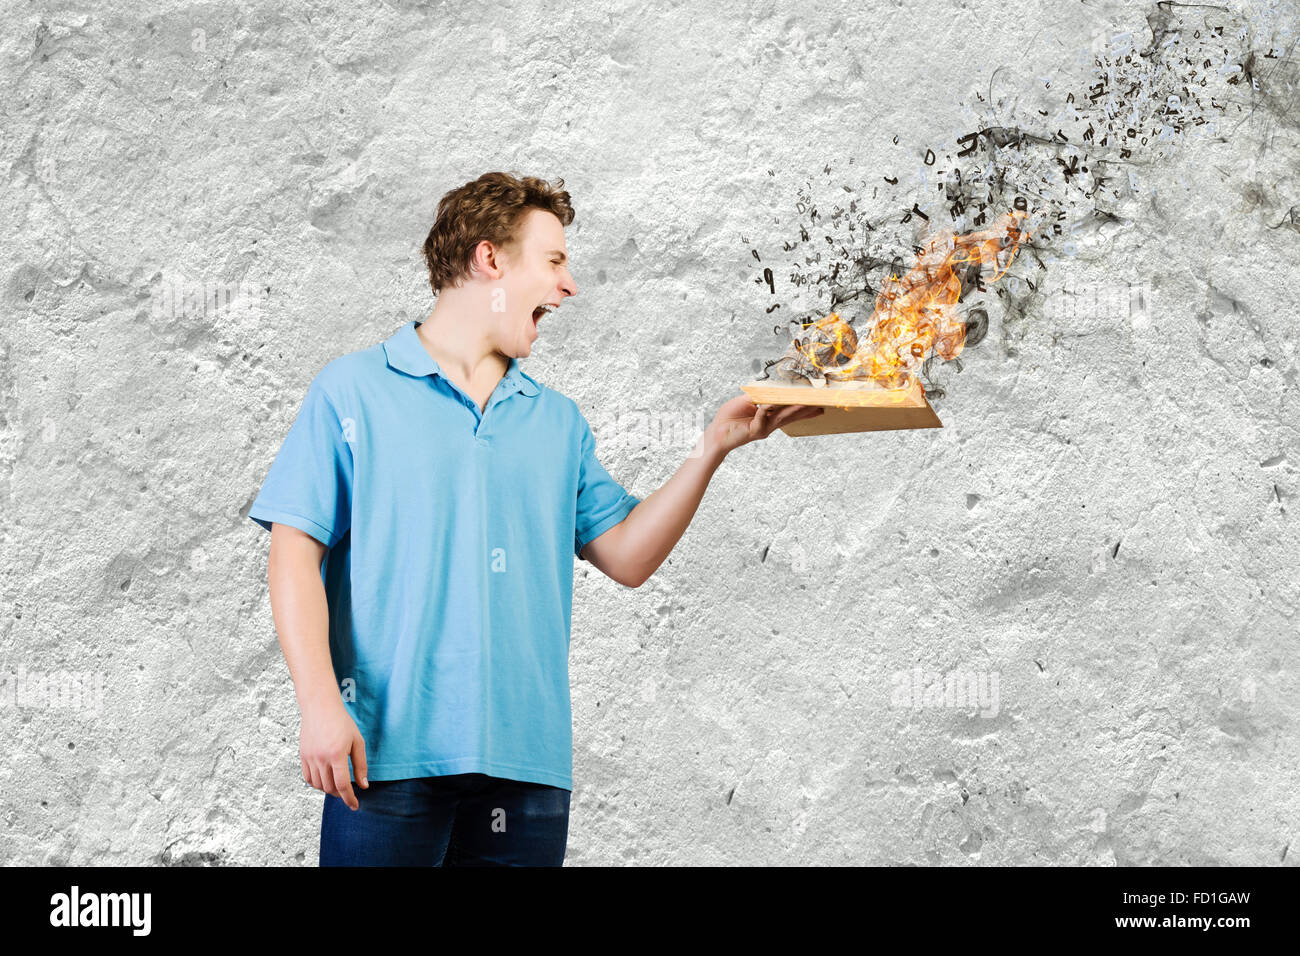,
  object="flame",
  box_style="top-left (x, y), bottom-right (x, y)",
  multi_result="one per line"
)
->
top-left (792, 210), bottom-right (1032, 388)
